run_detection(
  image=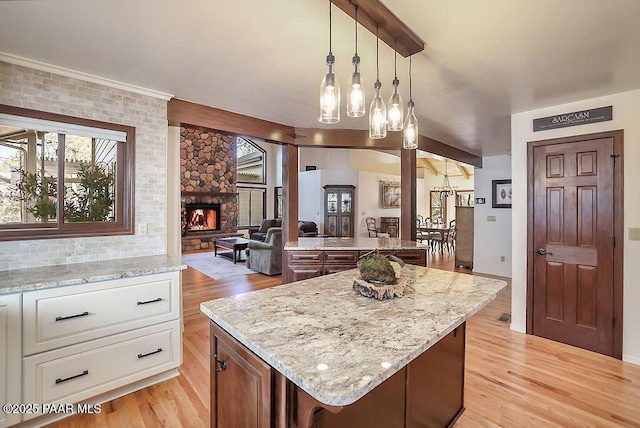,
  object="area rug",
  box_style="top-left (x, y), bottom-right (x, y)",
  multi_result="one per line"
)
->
top-left (181, 251), bottom-right (256, 280)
